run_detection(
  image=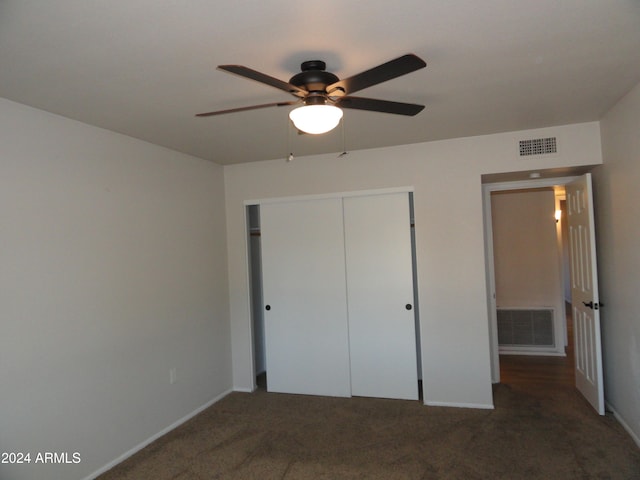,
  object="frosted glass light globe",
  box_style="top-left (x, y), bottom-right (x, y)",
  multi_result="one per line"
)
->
top-left (289, 105), bottom-right (343, 134)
